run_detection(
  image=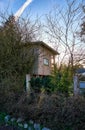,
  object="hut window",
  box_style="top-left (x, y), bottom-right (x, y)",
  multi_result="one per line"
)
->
top-left (44, 58), bottom-right (49, 66)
